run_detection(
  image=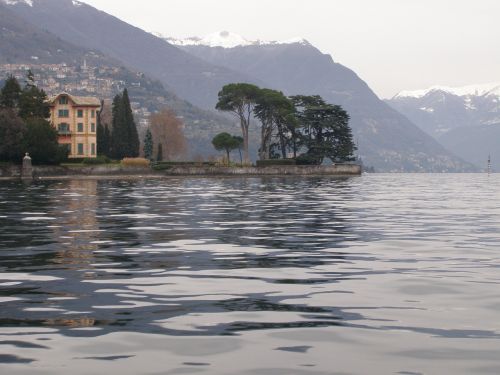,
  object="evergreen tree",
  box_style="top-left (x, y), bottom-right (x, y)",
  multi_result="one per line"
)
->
top-left (212, 132), bottom-right (240, 165)
top-left (96, 100), bottom-right (111, 157)
top-left (0, 75), bottom-right (22, 109)
top-left (216, 83), bottom-right (261, 164)
top-left (96, 122), bottom-right (106, 155)
top-left (111, 93), bottom-right (126, 159)
top-left (110, 89), bottom-right (140, 159)
top-left (143, 128), bottom-right (153, 161)
top-left (104, 125), bottom-right (111, 156)
top-left (0, 108), bottom-right (26, 162)
top-left (157, 143), bottom-right (163, 162)
top-left (23, 117), bottom-right (67, 165)
top-left (291, 95), bottom-right (356, 164)
top-left (122, 89), bottom-right (140, 157)
top-left (18, 71), bottom-right (50, 120)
